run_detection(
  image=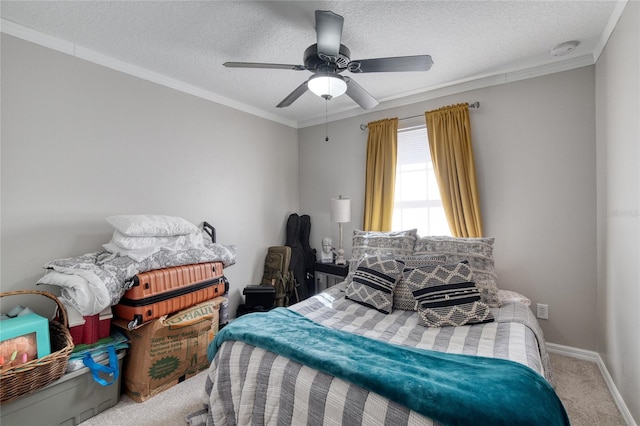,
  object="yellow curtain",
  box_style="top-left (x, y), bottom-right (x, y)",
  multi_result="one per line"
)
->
top-left (425, 103), bottom-right (483, 237)
top-left (363, 118), bottom-right (398, 231)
